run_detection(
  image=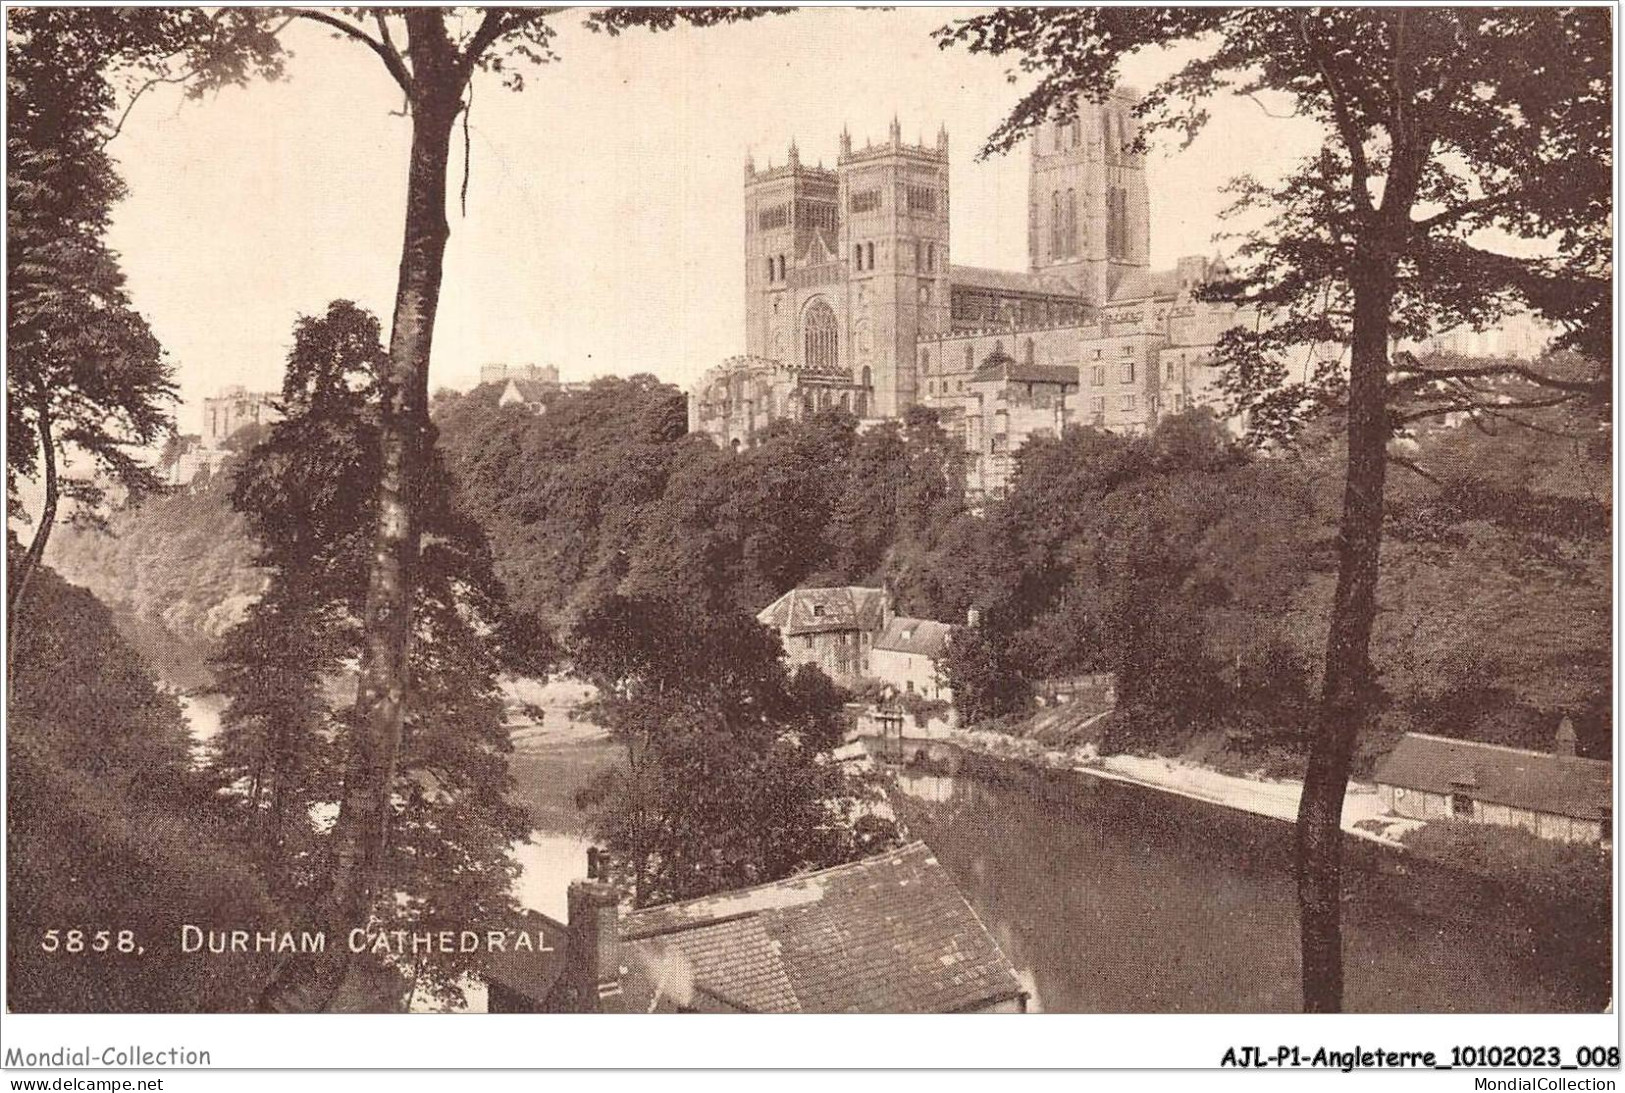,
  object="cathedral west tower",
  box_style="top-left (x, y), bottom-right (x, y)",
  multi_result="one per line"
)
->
top-left (837, 118), bottom-right (950, 417)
